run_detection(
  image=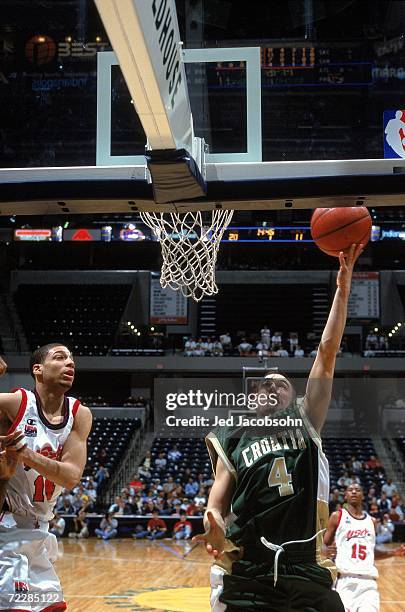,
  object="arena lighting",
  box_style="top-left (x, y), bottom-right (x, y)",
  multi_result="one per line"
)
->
top-left (137, 332), bottom-right (141, 337)
top-left (96, 36), bottom-right (102, 42)
top-left (65, 36), bottom-right (72, 42)
top-left (37, 36), bottom-right (46, 43)
top-left (389, 333), bottom-right (393, 337)
top-left (130, 325), bottom-right (135, 329)
top-left (127, 321), bottom-right (131, 326)
top-left (151, 327), bottom-right (155, 331)
top-left (374, 327), bottom-right (378, 332)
